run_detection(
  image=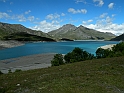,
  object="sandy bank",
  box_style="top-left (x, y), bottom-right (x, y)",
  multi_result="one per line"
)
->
top-left (0, 40), bottom-right (24, 49)
top-left (99, 44), bottom-right (116, 50)
top-left (0, 53), bottom-right (55, 73)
